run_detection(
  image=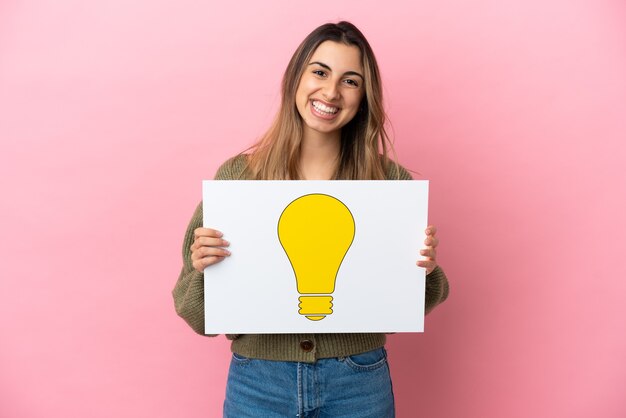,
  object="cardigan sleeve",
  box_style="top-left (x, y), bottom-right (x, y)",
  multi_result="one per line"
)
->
top-left (425, 265), bottom-right (449, 315)
top-left (172, 202), bottom-right (213, 336)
